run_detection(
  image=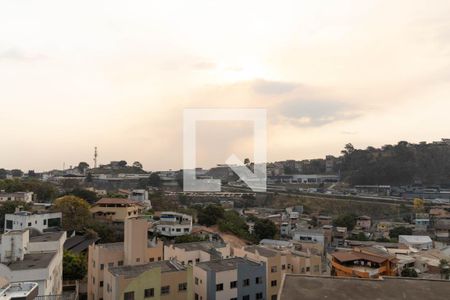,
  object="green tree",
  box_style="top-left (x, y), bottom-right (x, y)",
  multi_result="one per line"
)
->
top-left (253, 218), bottom-right (277, 241)
top-left (77, 162), bottom-right (90, 173)
top-left (118, 160), bottom-right (127, 167)
top-left (52, 196), bottom-right (92, 232)
top-left (0, 169), bottom-right (7, 179)
top-left (11, 169), bottom-right (23, 177)
top-left (197, 205), bottom-right (225, 226)
top-left (132, 161), bottom-right (143, 169)
top-left (63, 251), bottom-right (87, 280)
top-left (389, 226), bottom-right (413, 240)
top-left (401, 267), bottom-right (418, 278)
top-left (148, 173), bottom-right (162, 187)
top-left (218, 210), bottom-right (251, 240)
top-left (333, 214), bottom-right (357, 230)
top-left (68, 188), bottom-right (99, 204)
